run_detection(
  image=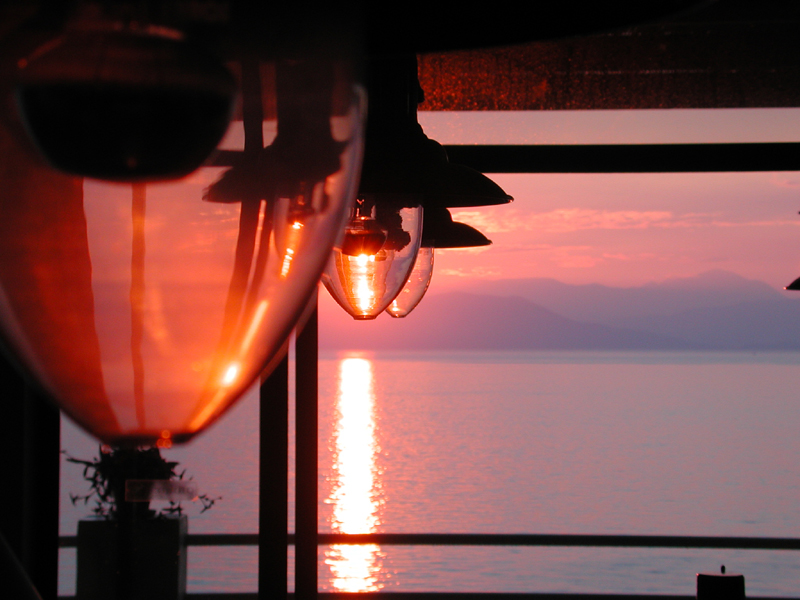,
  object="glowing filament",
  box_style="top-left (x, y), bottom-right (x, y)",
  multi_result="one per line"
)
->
top-left (353, 254), bottom-right (377, 313)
